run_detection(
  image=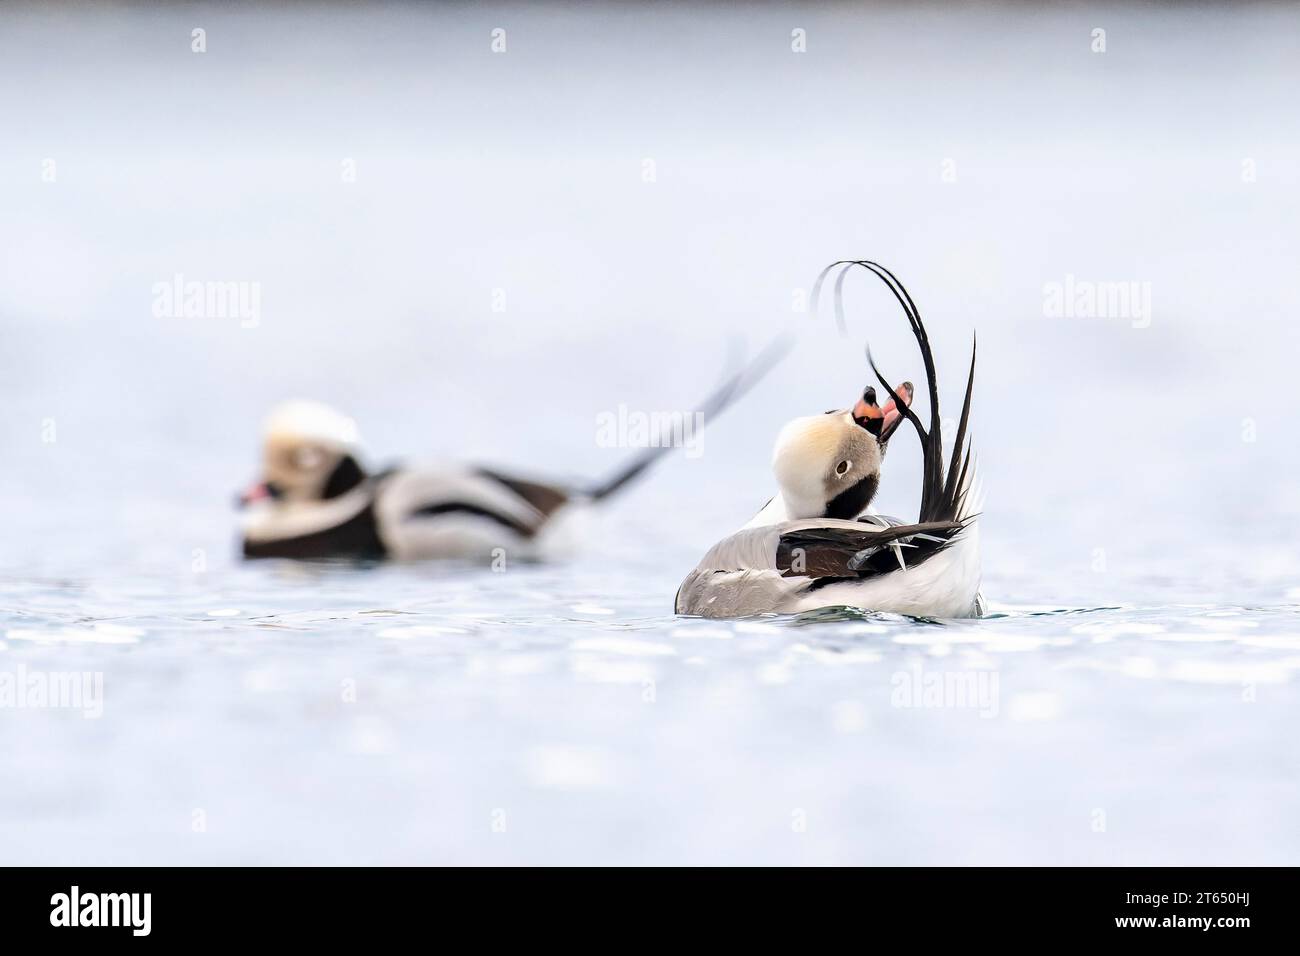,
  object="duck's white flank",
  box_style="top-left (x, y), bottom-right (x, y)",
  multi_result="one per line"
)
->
top-left (677, 465), bottom-right (984, 619)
